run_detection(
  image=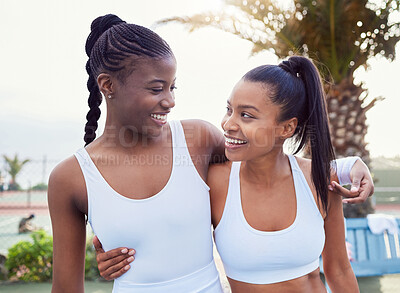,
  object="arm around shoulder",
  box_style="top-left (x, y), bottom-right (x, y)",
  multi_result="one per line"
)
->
top-left (181, 119), bottom-right (226, 164)
top-left (48, 157), bottom-right (87, 293)
top-left (208, 162), bottom-right (231, 229)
